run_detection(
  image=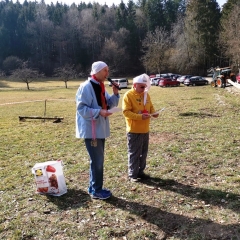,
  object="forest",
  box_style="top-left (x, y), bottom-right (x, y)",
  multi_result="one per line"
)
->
top-left (0, 0), bottom-right (240, 77)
